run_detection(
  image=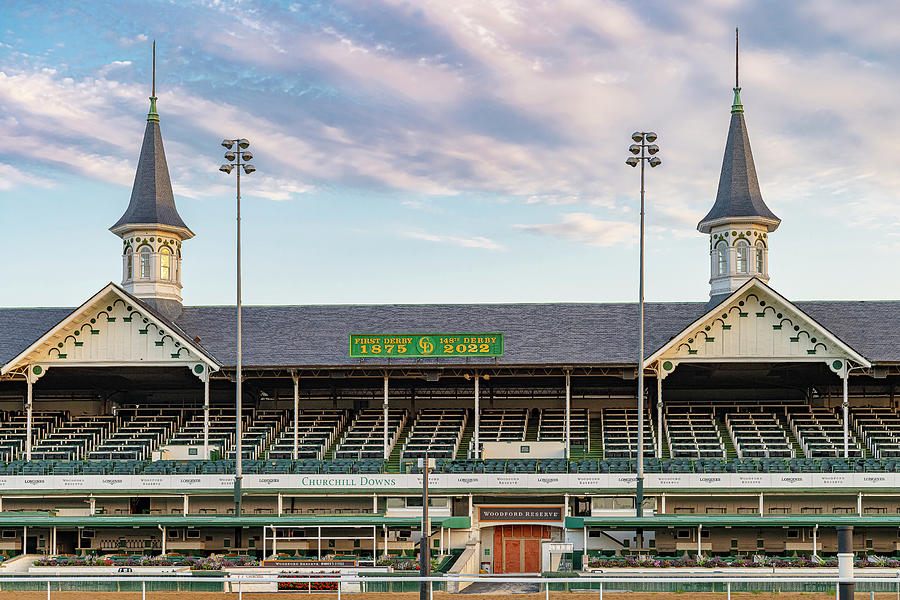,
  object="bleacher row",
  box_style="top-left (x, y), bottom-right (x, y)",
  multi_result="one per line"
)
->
top-left (1, 404), bottom-right (897, 464)
top-left (3, 456), bottom-right (900, 476)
